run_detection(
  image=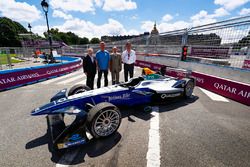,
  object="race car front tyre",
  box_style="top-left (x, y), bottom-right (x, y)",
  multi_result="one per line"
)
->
top-left (68, 84), bottom-right (91, 96)
top-left (87, 102), bottom-right (121, 138)
top-left (184, 79), bottom-right (195, 98)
